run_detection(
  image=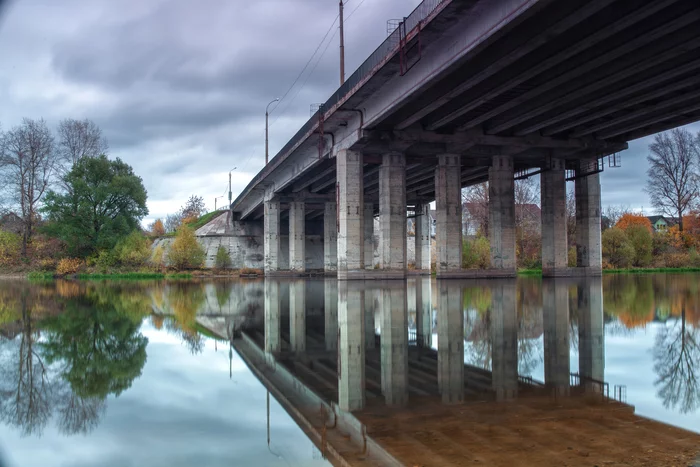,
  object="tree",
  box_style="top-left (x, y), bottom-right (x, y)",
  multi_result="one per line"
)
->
top-left (645, 128), bottom-right (699, 232)
top-left (42, 155), bottom-right (148, 257)
top-left (626, 224), bottom-right (653, 267)
top-left (113, 231), bottom-right (151, 268)
top-left (56, 118), bottom-right (108, 178)
top-left (602, 227), bottom-right (634, 268)
top-left (616, 213), bottom-right (653, 233)
top-left (462, 183), bottom-right (489, 236)
top-left (164, 212), bottom-right (182, 234)
top-left (181, 195), bottom-right (206, 224)
top-left (0, 118), bottom-right (58, 256)
top-left (215, 245), bottom-right (231, 269)
top-left (148, 218), bottom-right (165, 237)
top-left (167, 226), bottom-right (205, 269)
